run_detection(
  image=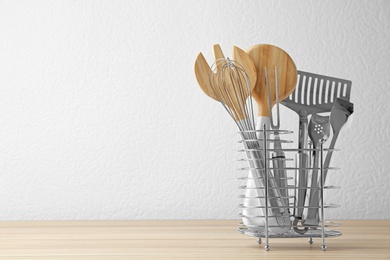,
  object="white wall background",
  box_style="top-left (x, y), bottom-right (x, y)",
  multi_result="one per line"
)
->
top-left (0, 0), bottom-right (388, 220)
